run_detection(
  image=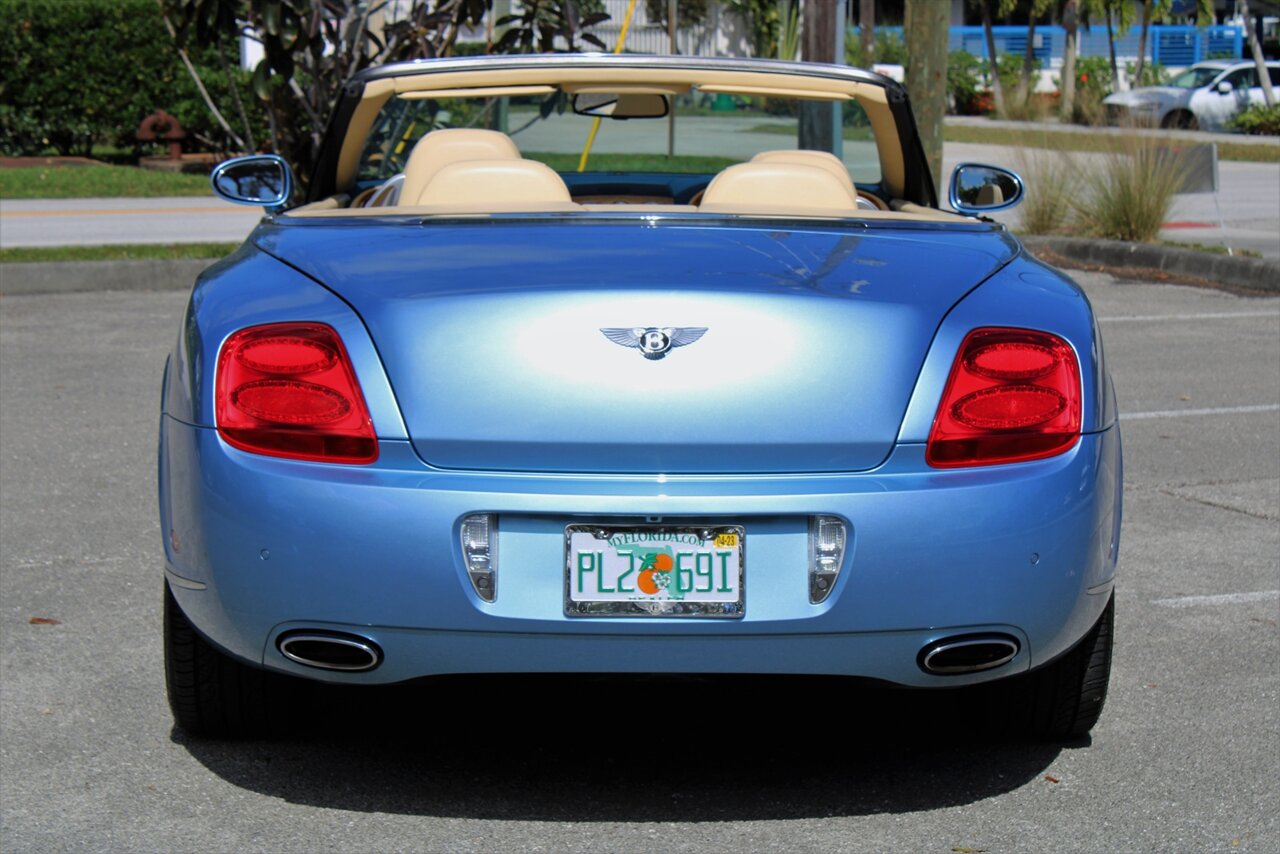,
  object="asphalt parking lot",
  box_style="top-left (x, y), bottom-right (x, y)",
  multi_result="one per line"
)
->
top-left (1, 271), bottom-right (1277, 852)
